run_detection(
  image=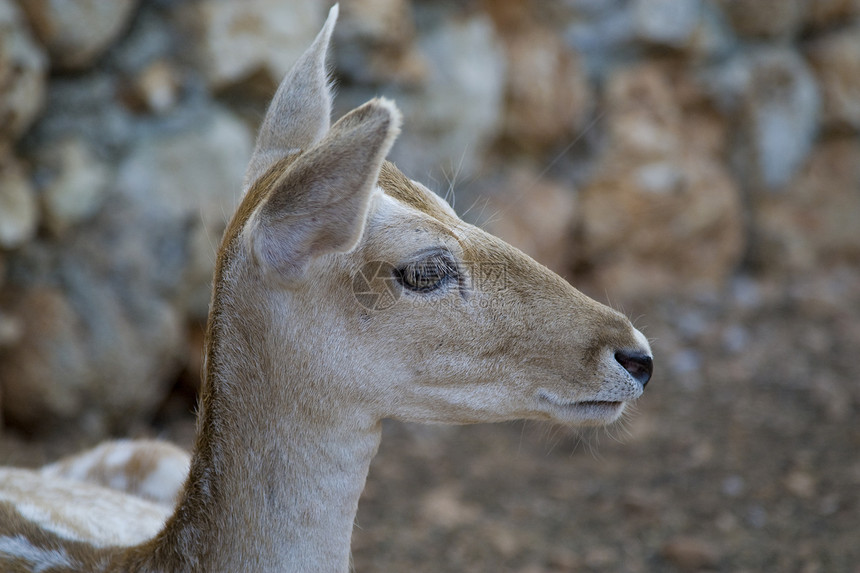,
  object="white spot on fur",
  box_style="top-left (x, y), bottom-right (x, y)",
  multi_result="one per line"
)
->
top-left (139, 455), bottom-right (190, 507)
top-left (11, 502), bottom-right (84, 543)
top-left (0, 535), bottom-right (75, 572)
top-left (38, 440), bottom-right (191, 507)
top-left (108, 473), bottom-right (129, 493)
top-left (40, 448), bottom-right (102, 482)
top-left (103, 442), bottom-right (135, 468)
top-left (0, 468), bottom-right (170, 547)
